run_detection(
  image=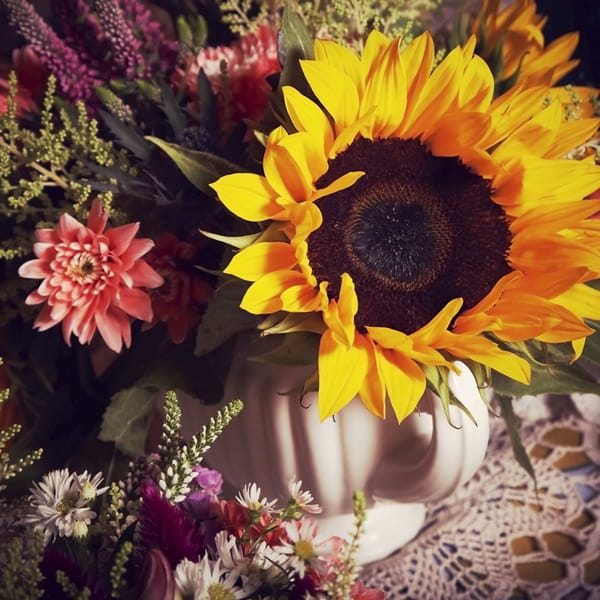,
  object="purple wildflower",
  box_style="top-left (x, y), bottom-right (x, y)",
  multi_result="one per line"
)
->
top-left (0, 0), bottom-right (100, 103)
top-left (94, 0), bottom-right (150, 79)
top-left (119, 0), bottom-right (177, 73)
